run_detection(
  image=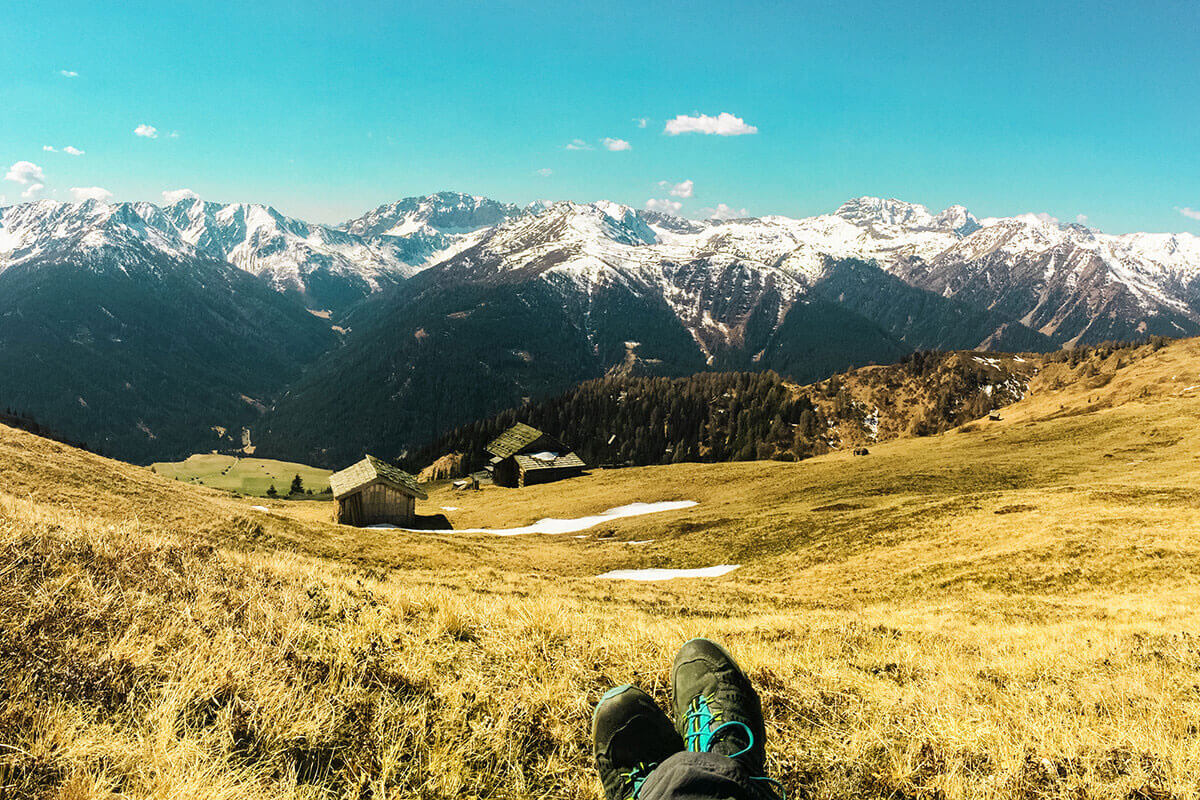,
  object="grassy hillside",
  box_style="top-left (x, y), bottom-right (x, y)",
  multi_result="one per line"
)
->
top-left (2, 337), bottom-right (1200, 799)
top-left (149, 454), bottom-right (333, 497)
